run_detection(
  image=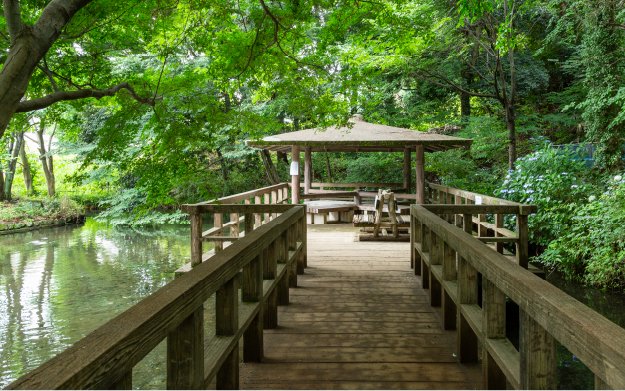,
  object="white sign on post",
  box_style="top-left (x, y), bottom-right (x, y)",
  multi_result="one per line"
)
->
top-left (290, 161), bottom-right (299, 176)
top-left (475, 196), bottom-right (483, 205)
